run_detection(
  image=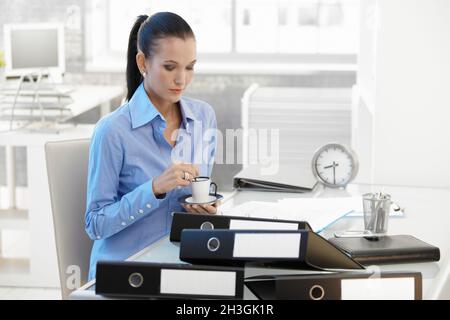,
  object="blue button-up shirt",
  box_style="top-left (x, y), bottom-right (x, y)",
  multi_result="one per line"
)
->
top-left (85, 83), bottom-right (217, 280)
